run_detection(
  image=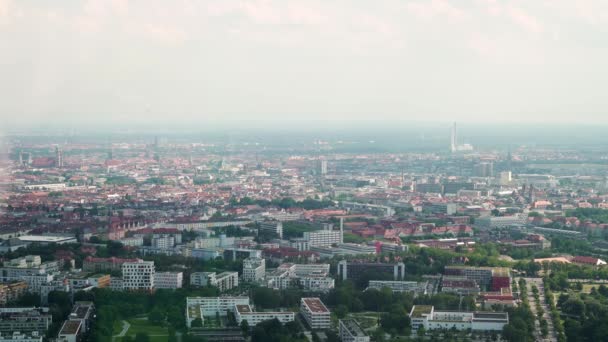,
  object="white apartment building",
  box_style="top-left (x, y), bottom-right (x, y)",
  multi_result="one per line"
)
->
top-left (190, 272), bottom-right (238, 292)
top-left (234, 304), bottom-right (294, 326)
top-left (186, 296), bottom-right (249, 327)
top-left (409, 306), bottom-right (508, 332)
top-left (119, 237), bottom-right (144, 247)
top-left (302, 229), bottom-right (343, 248)
top-left (339, 319), bottom-right (370, 342)
top-left (154, 272), bottom-right (183, 289)
top-left (152, 236), bottom-right (175, 249)
top-left (121, 261), bottom-right (155, 291)
top-left (242, 258), bottom-right (265, 283)
top-left (300, 298), bottom-right (331, 330)
top-left (265, 263), bottom-right (333, 292)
